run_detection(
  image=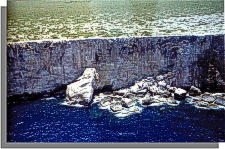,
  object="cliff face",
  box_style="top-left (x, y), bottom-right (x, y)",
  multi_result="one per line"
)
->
top-left (7, 35), bottom-right (225, 96)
